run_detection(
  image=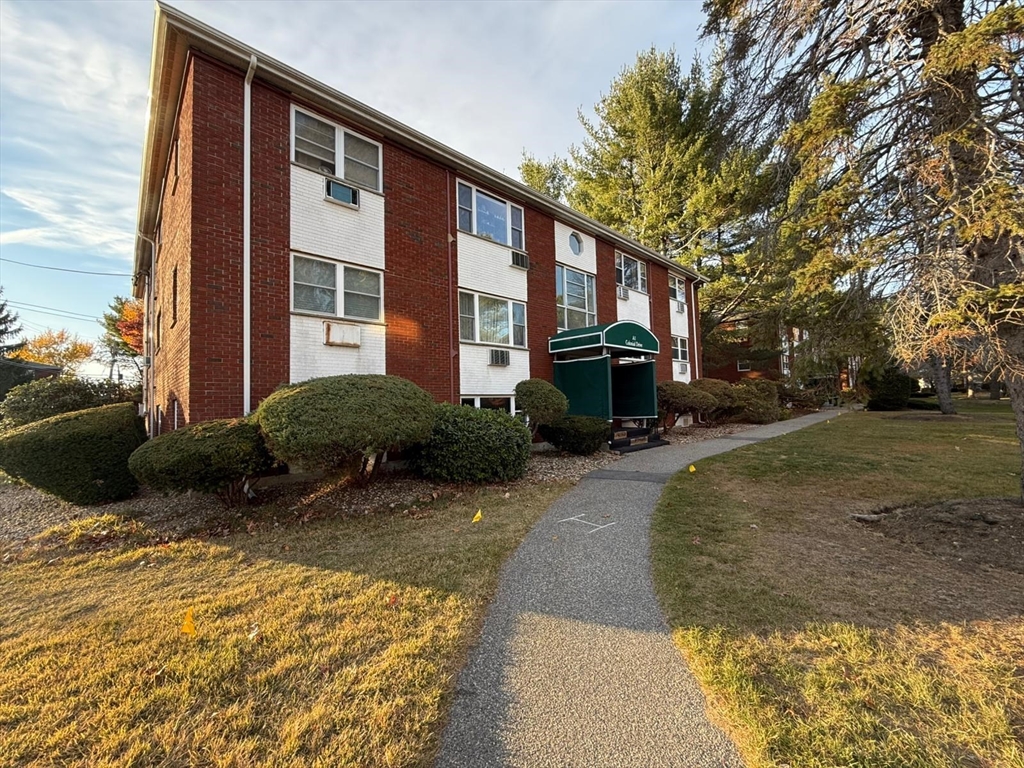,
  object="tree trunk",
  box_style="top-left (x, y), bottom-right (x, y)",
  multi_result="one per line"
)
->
top-left (989, 379), bottom-right (1003, 400)
top-left (929, 355), bottom-right (956, 414)
top-left (1007, 374), bottom-right (1024, 507)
